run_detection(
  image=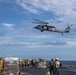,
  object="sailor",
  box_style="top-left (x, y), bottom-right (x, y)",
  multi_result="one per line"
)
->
top-left (49, 58), bottom-right (55, 75)
top-left (31, 59), bottom-right (37, 69)
top-left (54, 58), bottom-right (62, 75)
